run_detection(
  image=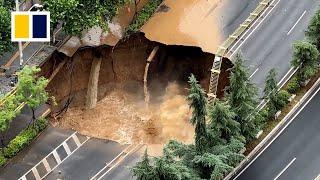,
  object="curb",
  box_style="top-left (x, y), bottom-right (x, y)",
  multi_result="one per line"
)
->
top-left (224, 76), bottom-right (320, 180)
top-left (216, 0), bottom-right (274, 57)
